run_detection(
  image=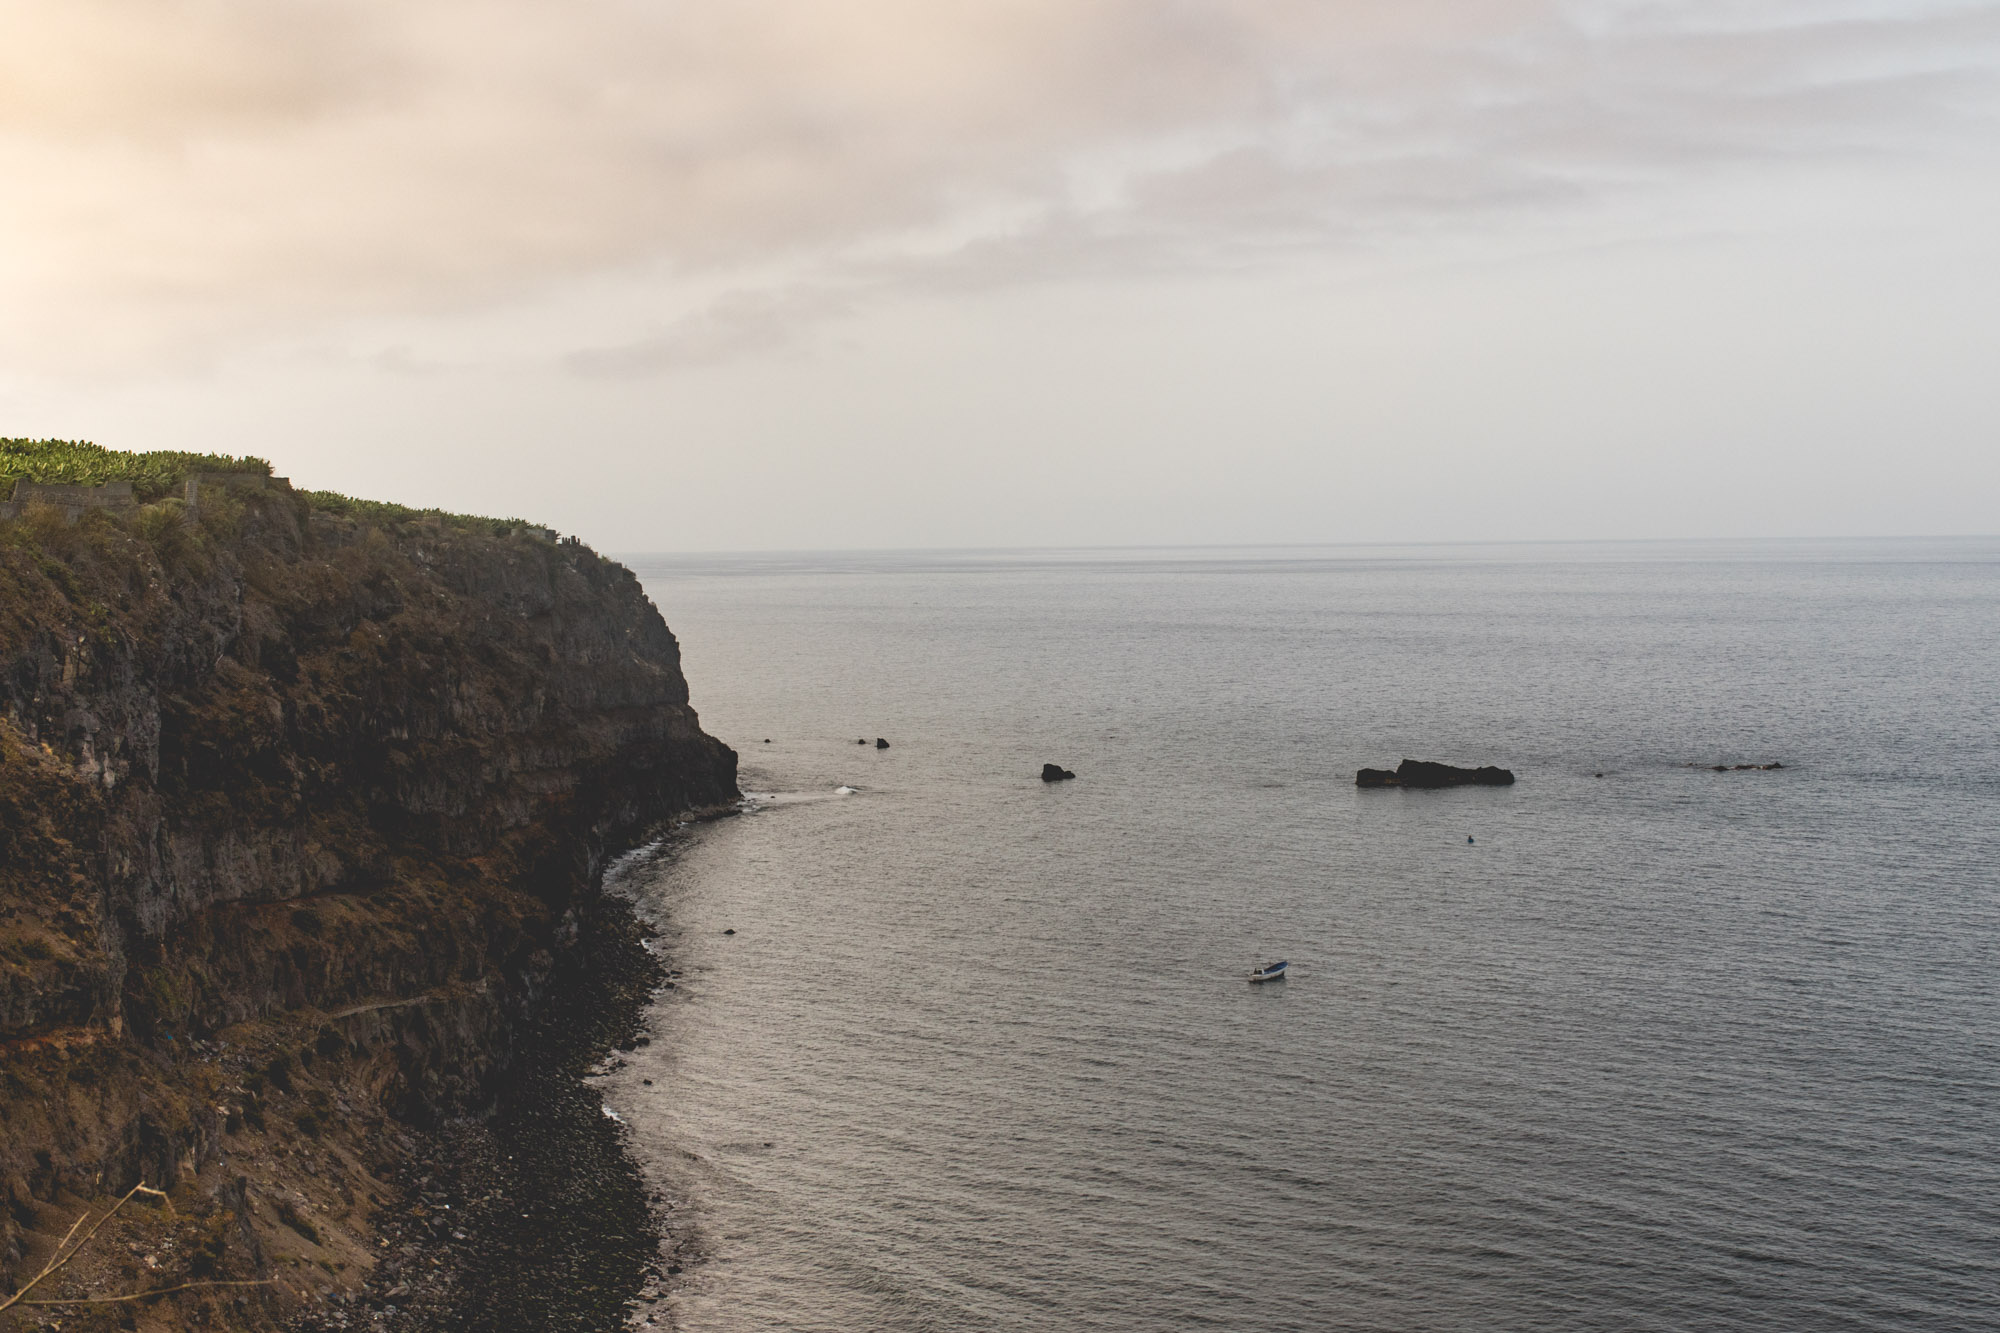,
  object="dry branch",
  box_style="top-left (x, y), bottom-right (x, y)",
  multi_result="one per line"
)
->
top-left (0, 1182), bottom-right (271, 1321)
top-left (20, 1278), bottom-right (274, 1307)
